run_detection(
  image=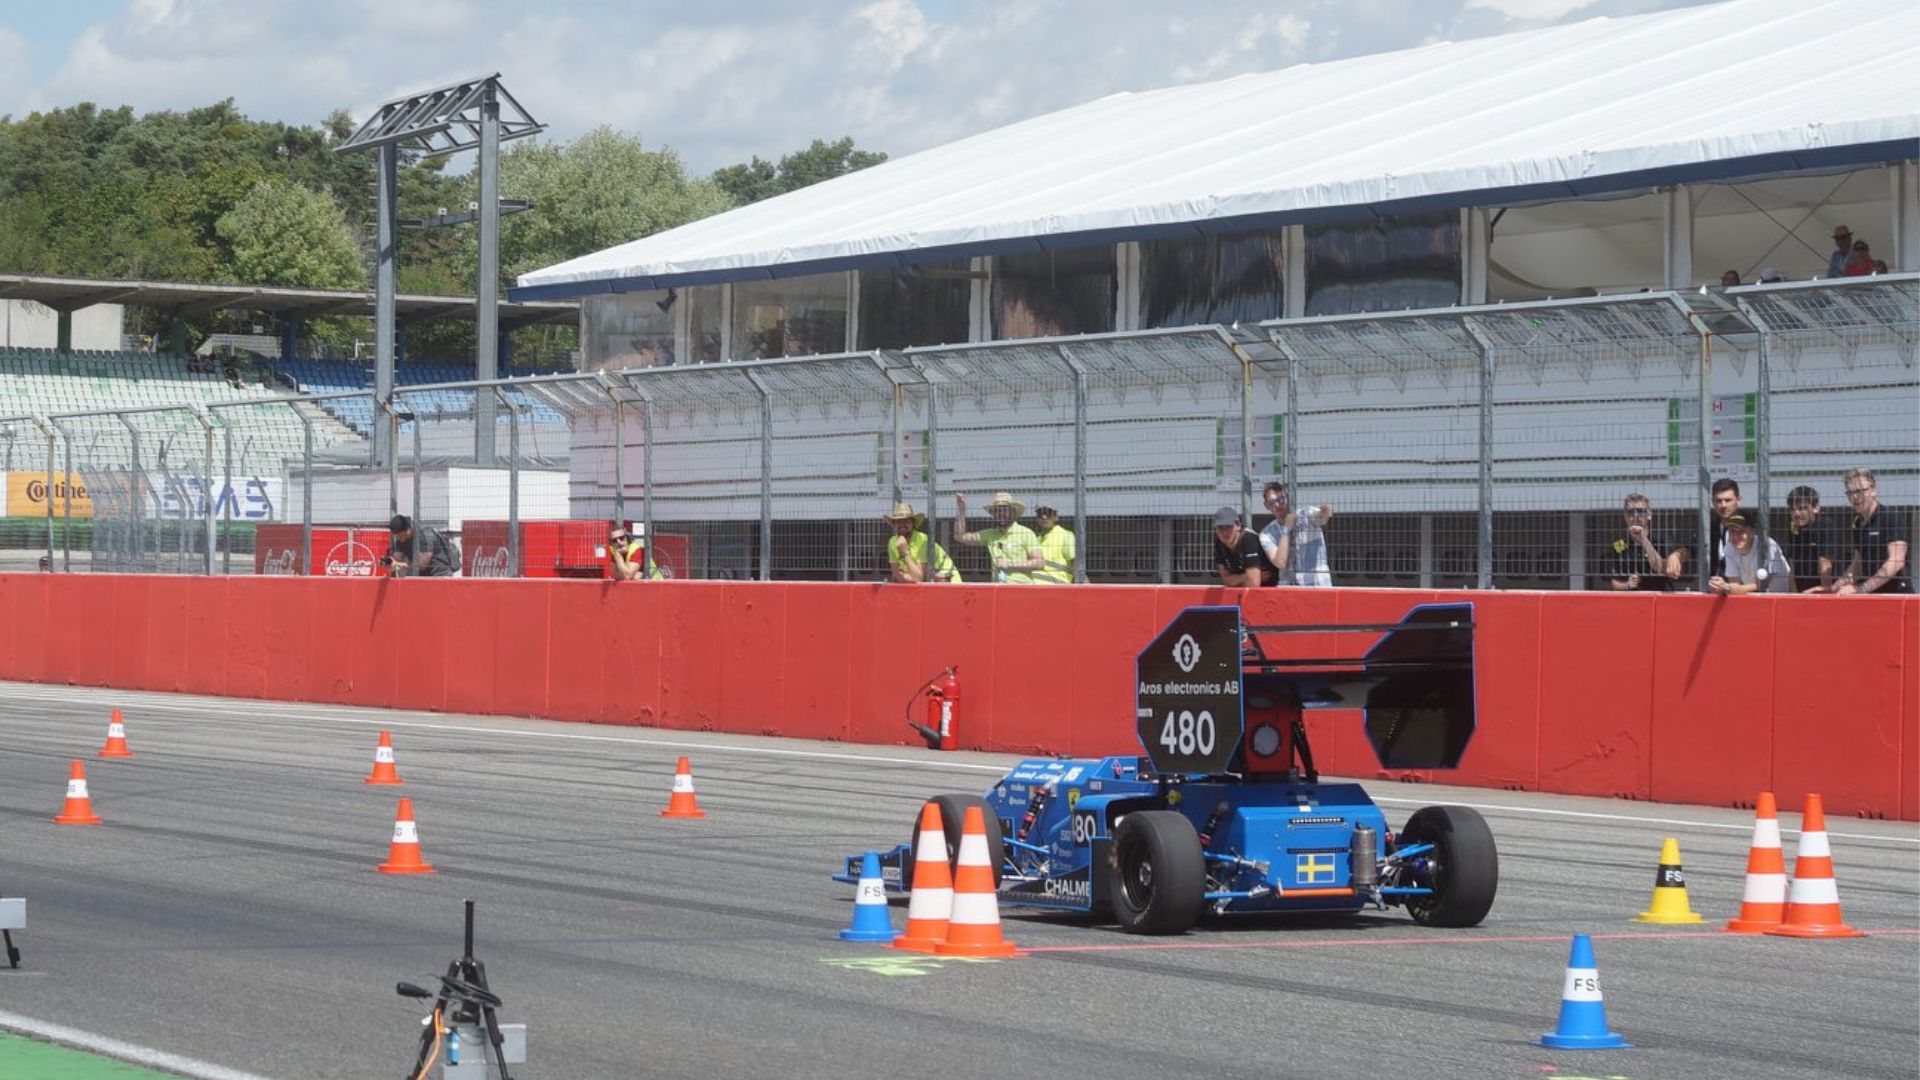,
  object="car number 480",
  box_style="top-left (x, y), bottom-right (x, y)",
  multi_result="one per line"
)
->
top-left (1158, 709), bottom-right (1216, 757)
